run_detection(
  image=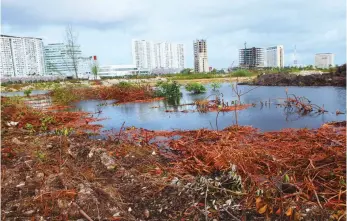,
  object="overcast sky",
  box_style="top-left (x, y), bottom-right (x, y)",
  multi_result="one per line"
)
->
top-left (2, 0), bottom-right (346, 68)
